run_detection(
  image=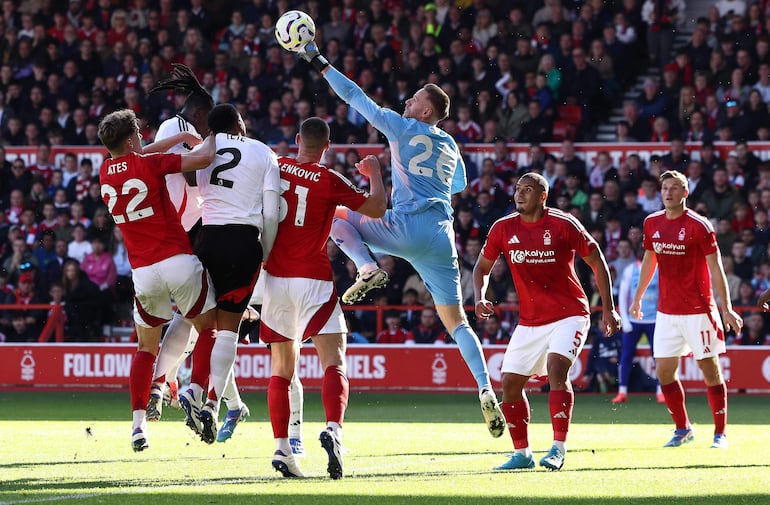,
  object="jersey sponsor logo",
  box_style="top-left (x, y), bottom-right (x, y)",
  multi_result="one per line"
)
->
top-left (280, 162), bottom-right (322, 182)
top-left (508, 235), bottom-right (520, 244)
top-left (652, 241), bottom-right (686, 255)
top-left (652, 231), bottom-right (660, 238)
top-left (509, 249), bottom-right (556, 264)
